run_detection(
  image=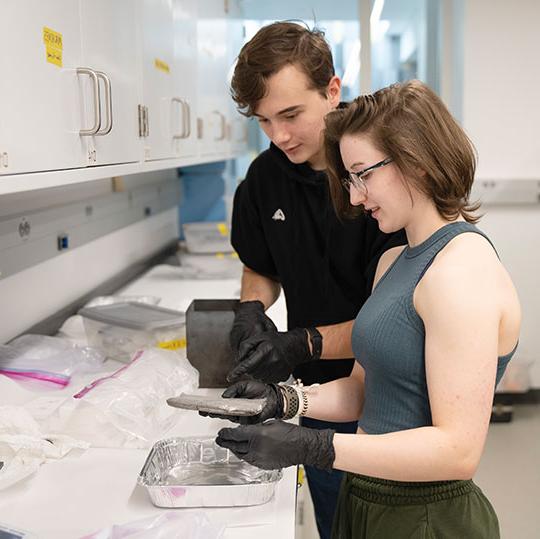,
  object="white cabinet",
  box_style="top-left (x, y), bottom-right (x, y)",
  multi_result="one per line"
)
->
top-left (0, 0), bottom-right (85, 175)
top-left (140, 0), bottom-right (178, 161)
top-left (173, 0), bottom-right (199, 159)
top-left (197, 0), bottom-right (230, 158)
top-left (0, 0), bottom-right (141, 176)
top-left (0, 0), bottom-right (249, 191)
top-left (79, 0), bottom-right (140, 166)
top-left (227, 18), bottom-right (249, 156)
